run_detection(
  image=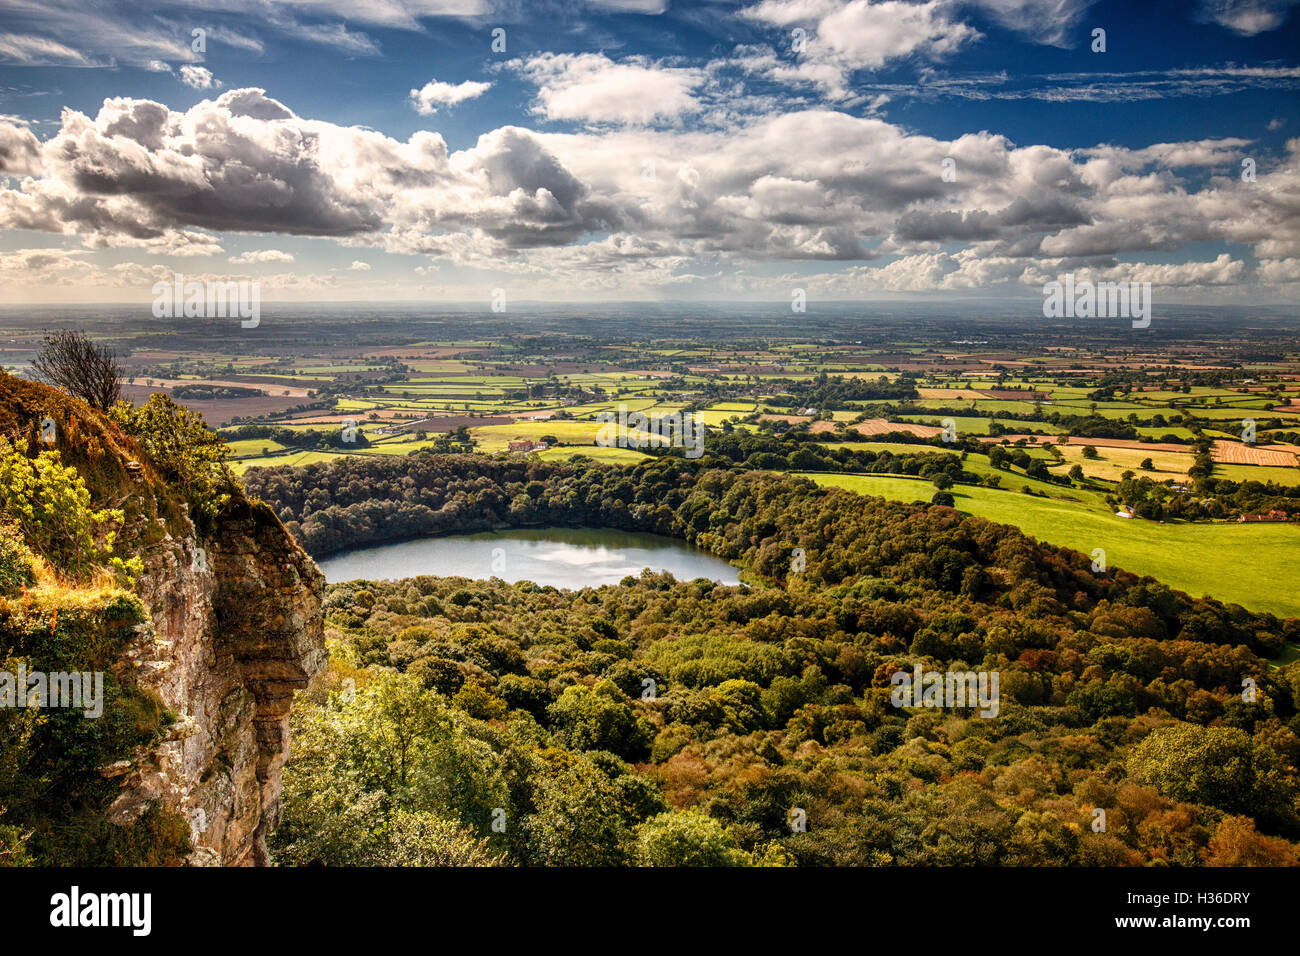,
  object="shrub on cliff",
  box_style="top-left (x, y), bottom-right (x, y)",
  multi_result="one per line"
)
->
top-left (110, 394), bottom-right (237, 534)
top-left (0, 436), bottom-right (137, 582)
top-left (0, 590), bottom-right (186, 865)
top-left (0, 525), bottom-right (35, 596)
